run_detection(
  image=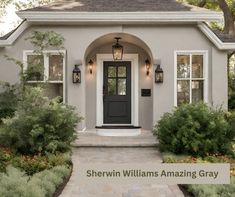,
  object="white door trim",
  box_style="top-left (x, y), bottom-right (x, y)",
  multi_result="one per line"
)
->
top-left (96, 54), bottom-right (139, 127)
